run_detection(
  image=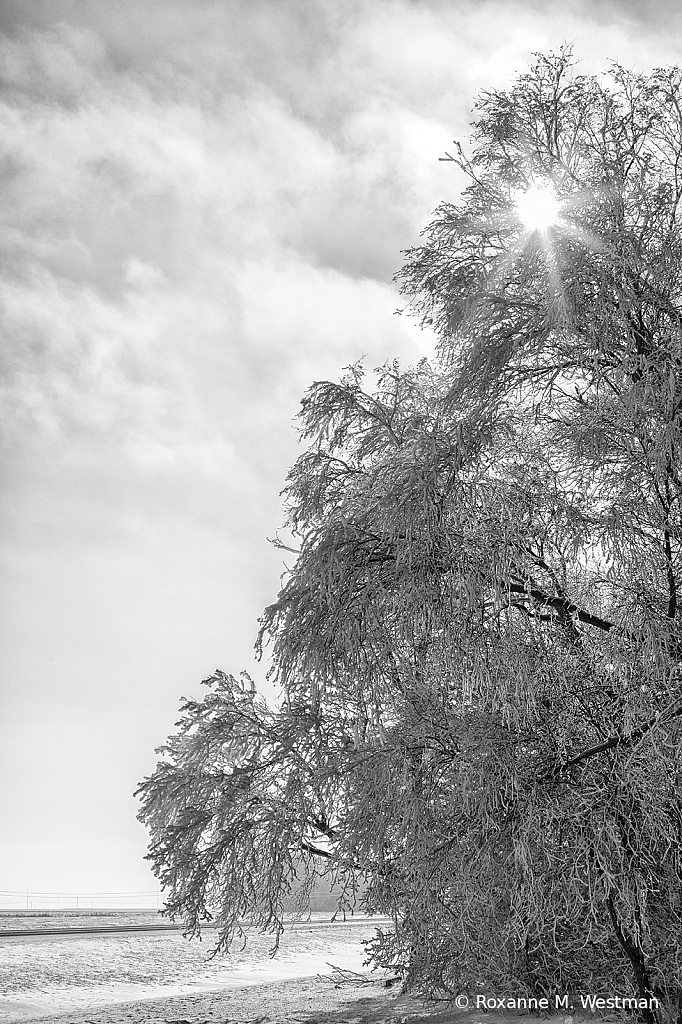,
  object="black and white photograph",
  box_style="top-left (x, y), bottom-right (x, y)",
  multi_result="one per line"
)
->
top-left (2, 2), bottom-right (682, 1023)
